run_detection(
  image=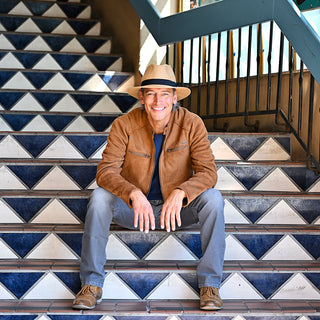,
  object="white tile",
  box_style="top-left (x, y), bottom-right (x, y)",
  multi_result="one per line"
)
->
top-left (106, 234), bottom-right (137, 260)
top-left (87, 179), bottom-right (98, 189)
top-left (0, 166), bottom-right (27, 190)
top-left (25, 36), bottom-right (52, 51)
top-left (232, 316), bottom-right (246, 320)
top-left (37, 315), bottom-right (51, 320)
top-left (64, 116), bottom-right (95, 132)
top-left (116, 75), bottom-right (135, 93)
top-left (0, 23), bottom-right (6, 32)
top-left (16, 18), bottom-right (42, 33)
top-left (224, 199), bottom-right (250, 224)
top-left (21, 115), bottom-right (54, 132)
top-left (248, 138), bottom-right (290, 161)
top-left (147, 273), bottom-right (198, 300)
top-left (166, 316), bottom-right (181, 320)
top-left (262, 235), bottom-right (313, 260)
top-left (0, 136), bottom-right (31, 158)
top-left (315, 217), bottom-right (320, 225)
top-left (0, 34), bottom-right (15, 50)
top-left (308, 179), bottom-right (320, 192)
top-left (31, 199), bottom-right (80, 224)
top-left (42, 4), bottom-right (67, 18)
top-left (108, 58), bottom-right (122, 72)
top-left (211, 137), bottom-right (241, 161)
top-left (60, 38), bottom-right (86, 53)
top-left (0, 116), bottom-right (13, 131)
top-left (257, 200), bottom-right (306, 224)
top-left (23, 273), bottom-right (75, 299)
top-left (76, 6), bottom-right (91, 19)
top-left (0, 283), bottom-right (16, 300)
top-left (50, 94), bottom-right (82, 112)
top-left (85, 22), bottom-right (101, 36)
top-left (70, 56), bottom-right (97, 72)
top-left (41, 73), bottom-right (74, 90)
top-left (0, 238), bottom-right (19, 259)
top-left (224, 235), bottom-right (255, 261)
top-left (52, 21), bottom-right (76, 35)
top-left (253, 168), bottom-right (300, 192)
top-left (90, 142), bottom-right (107, 159)
top-left (11, 93), bottom-right (45, 111)
top-left (95, 41), bottom-right (111, 54)
top-left (215, 167), bottom-right (246, 191)
top-left (9, 2), bottom-right (32, 15)
top-left (33, 166), bottom-right (81, 190)
top-left (100, 316), bottom-right (116, 320)
top-left (102, 273), bottom-right (139, 300)
top-left (0, 199), bottom-right (24, 223)
top-left (79, 74), bottom-right (110, 92)
top-left (145, 235), bottom-right (197, 261)
top-left (32, 54), bottom-right (62, 70)
top-left (0, 53), bottom-right (24, 69)
top-left (271, 273), bottom-right (320, 299)
top-left (39, 136), bottom-right (84, 159)
top-left (220, 273), bottom-right (263, 299)
top-left (89, 95), bottom-right (122, 113)
top-left (2, 72), bottom-right (35, 90)
top-left (26, 233), bottom-right (78, 259)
